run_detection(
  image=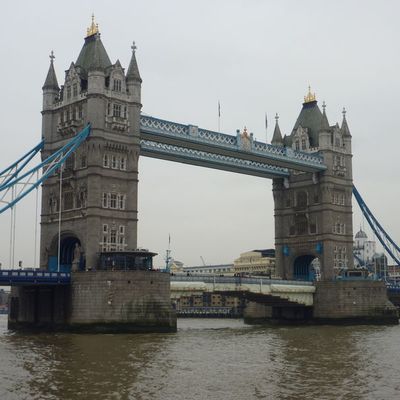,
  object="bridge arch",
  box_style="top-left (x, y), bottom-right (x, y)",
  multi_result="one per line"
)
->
top-left (48, 232), bottom-right (84, 272)
top-left (293, 255), bottom-right (321, 281)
